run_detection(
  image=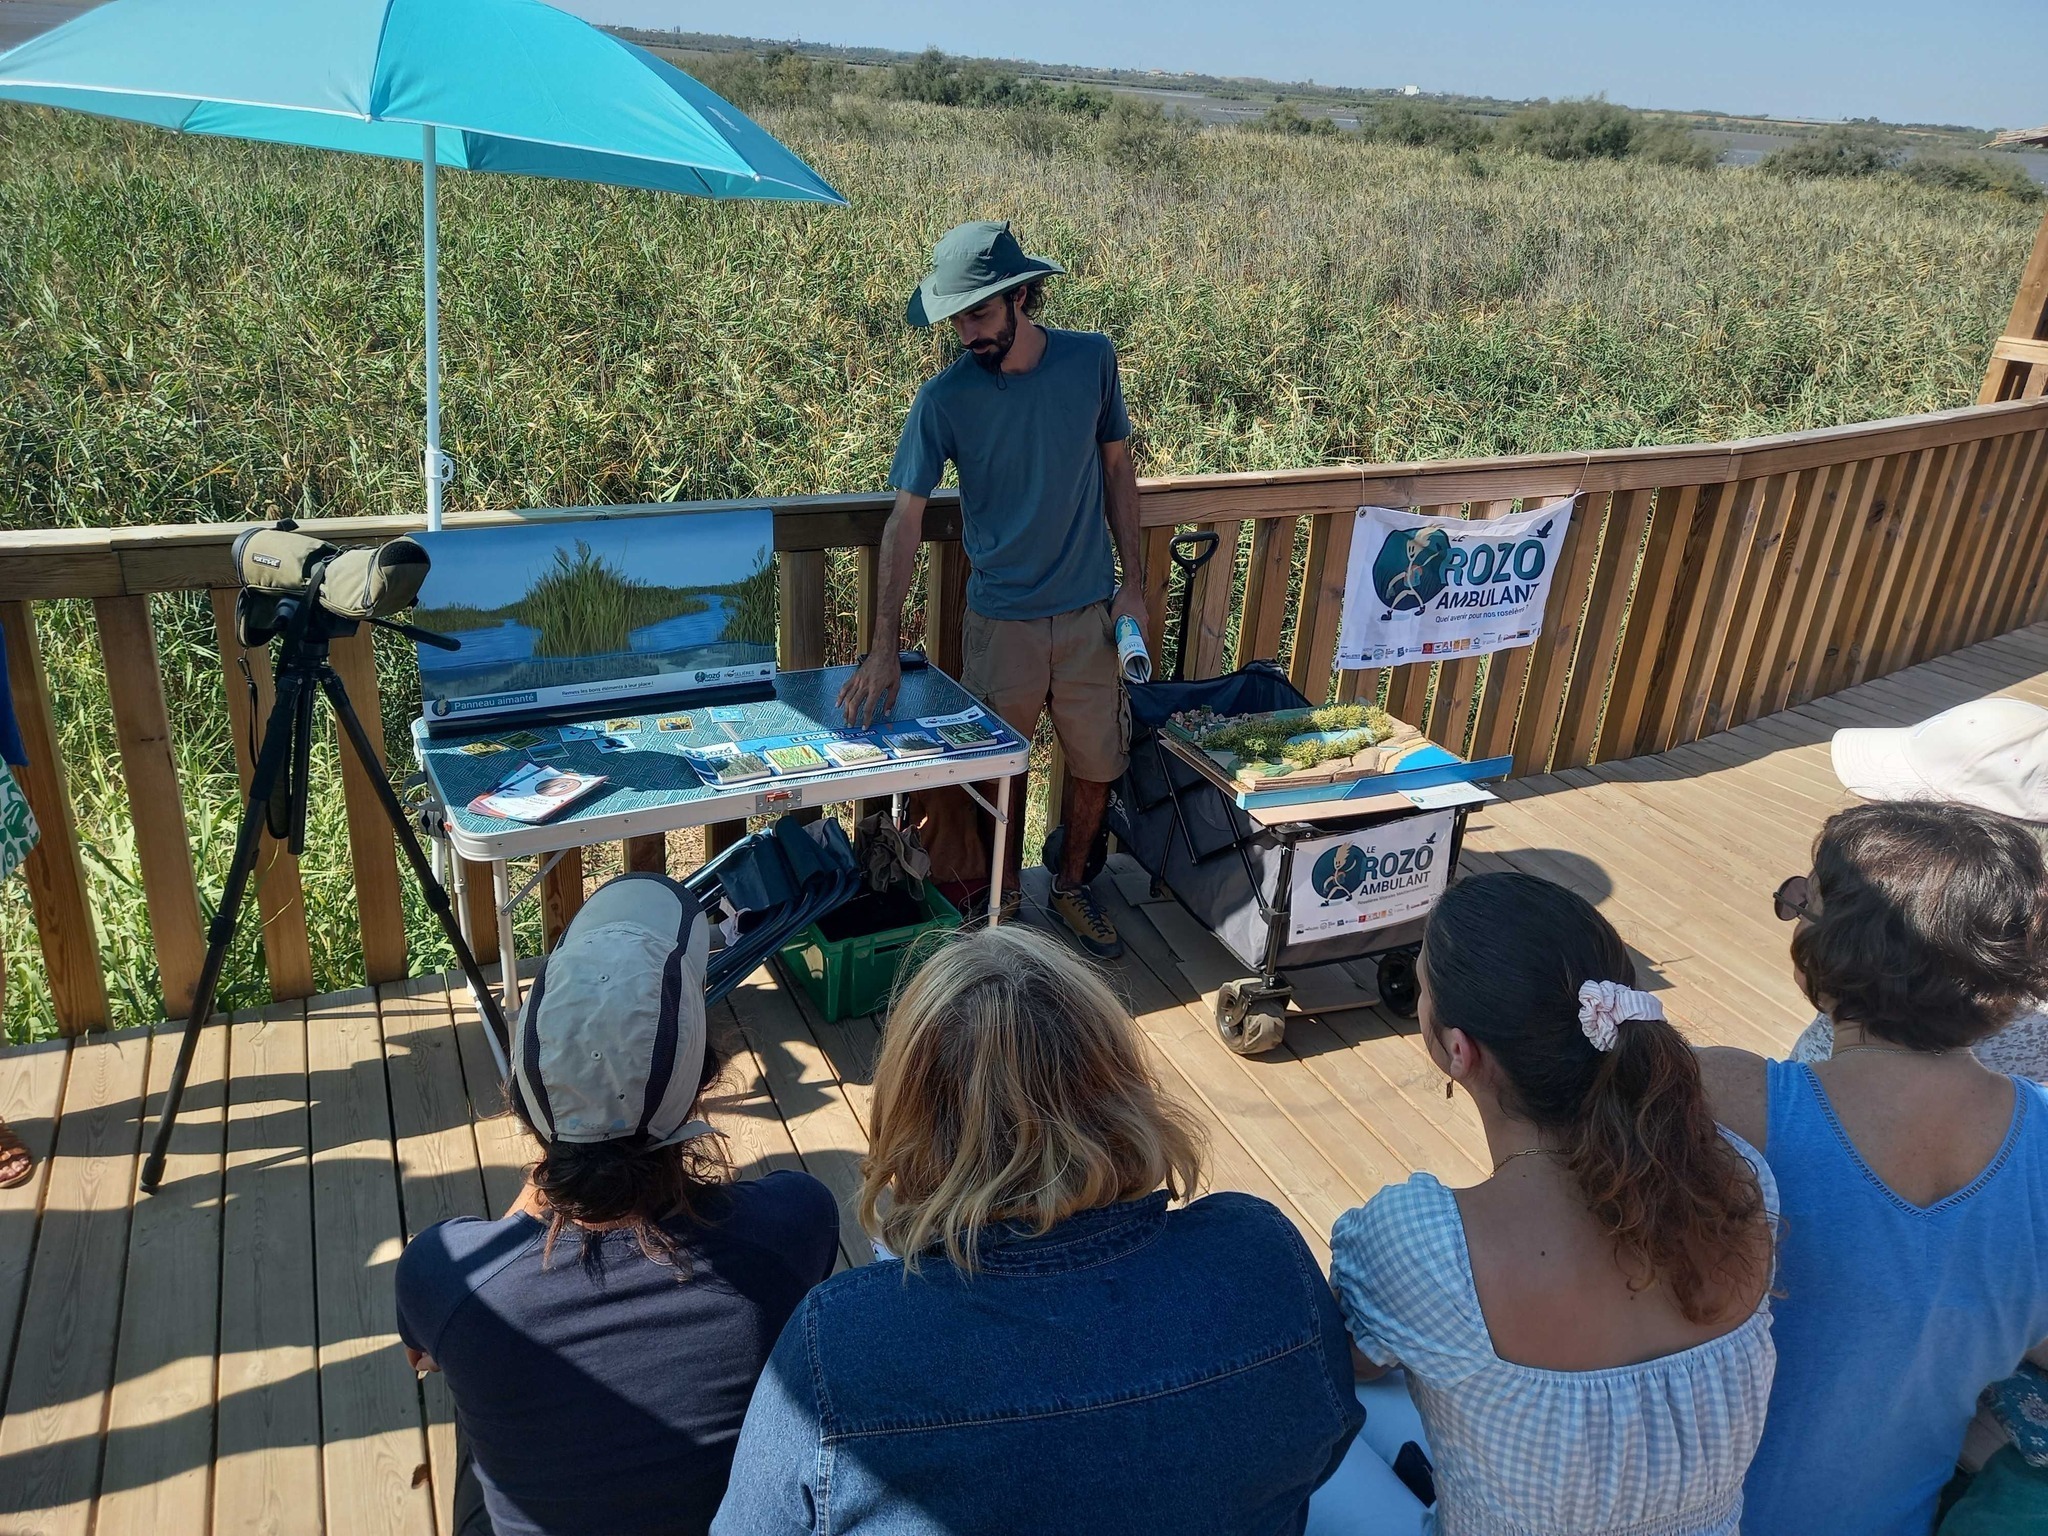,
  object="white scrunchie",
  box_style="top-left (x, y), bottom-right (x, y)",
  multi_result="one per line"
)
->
top-left (1577, 980), bottom-right (1665, 1052)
